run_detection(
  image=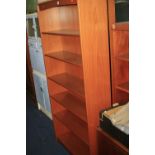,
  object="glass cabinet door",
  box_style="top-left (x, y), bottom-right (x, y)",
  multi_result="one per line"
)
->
top-left (27, 18), bottom-right (35, 37)
top-left (115, 0), bottom-right (129, 22)
top-left (35, 18), bottom-right (41, 37)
